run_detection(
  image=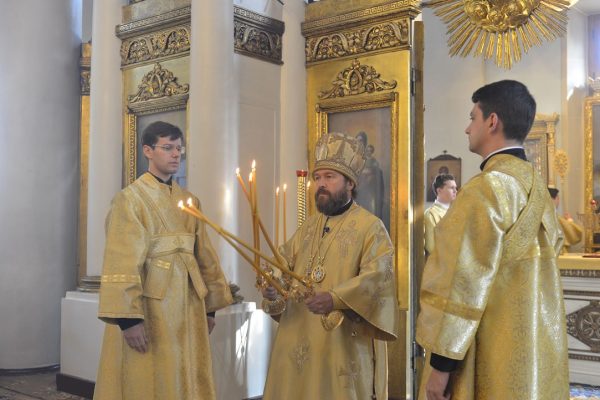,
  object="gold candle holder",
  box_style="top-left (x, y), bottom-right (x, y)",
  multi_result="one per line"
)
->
top-left (296, 170), bottom-right (308, 227)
